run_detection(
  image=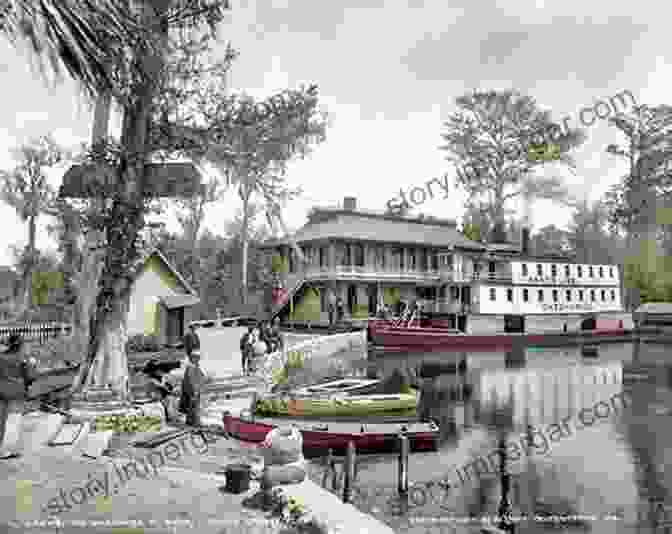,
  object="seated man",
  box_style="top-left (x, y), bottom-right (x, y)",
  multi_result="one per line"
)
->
top-left (142, 359), bottom-right (179, 420)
